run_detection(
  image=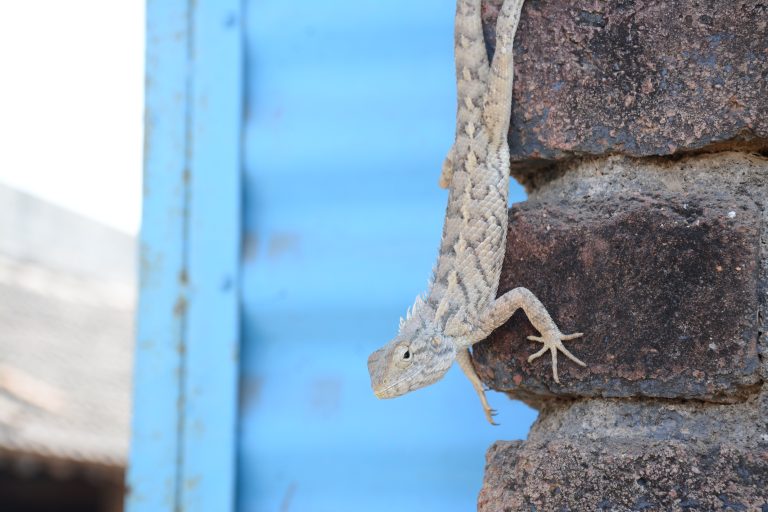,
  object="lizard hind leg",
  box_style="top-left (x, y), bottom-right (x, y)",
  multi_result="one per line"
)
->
top-left (456, 348), bottom-right (498, 425)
